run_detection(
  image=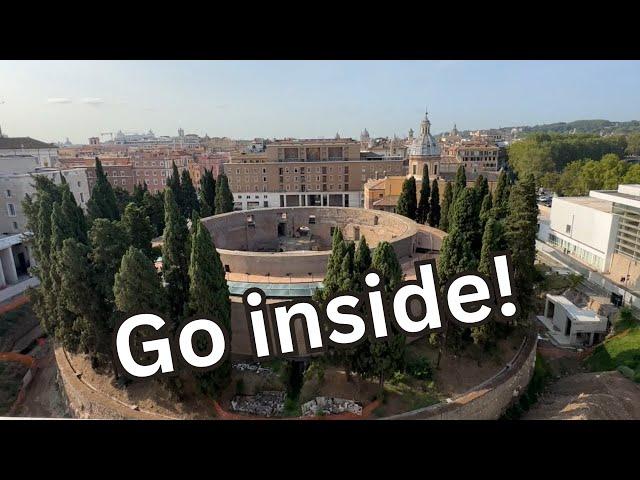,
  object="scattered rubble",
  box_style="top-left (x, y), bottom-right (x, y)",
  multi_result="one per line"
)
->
top-left (230, 391), bottom-right (285, 417)
top-left (233, 362), bottom-right (276, 377)
top-left (301, 397), bottom-right (363, 416)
